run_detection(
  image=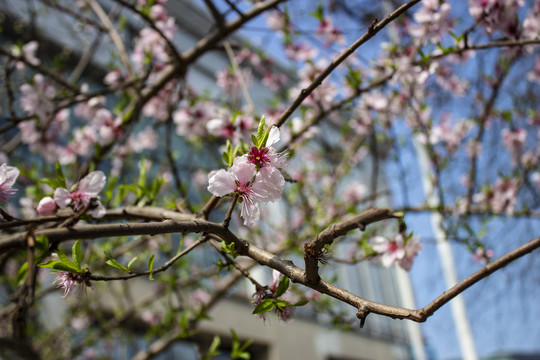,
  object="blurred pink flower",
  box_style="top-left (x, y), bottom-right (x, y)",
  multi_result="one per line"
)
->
top-left (0, 164), bottom-right (19, 204)
top-left (473, 247), bottom-right (494, 265)
top-left (371, 234), bottom-right (423, 271)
